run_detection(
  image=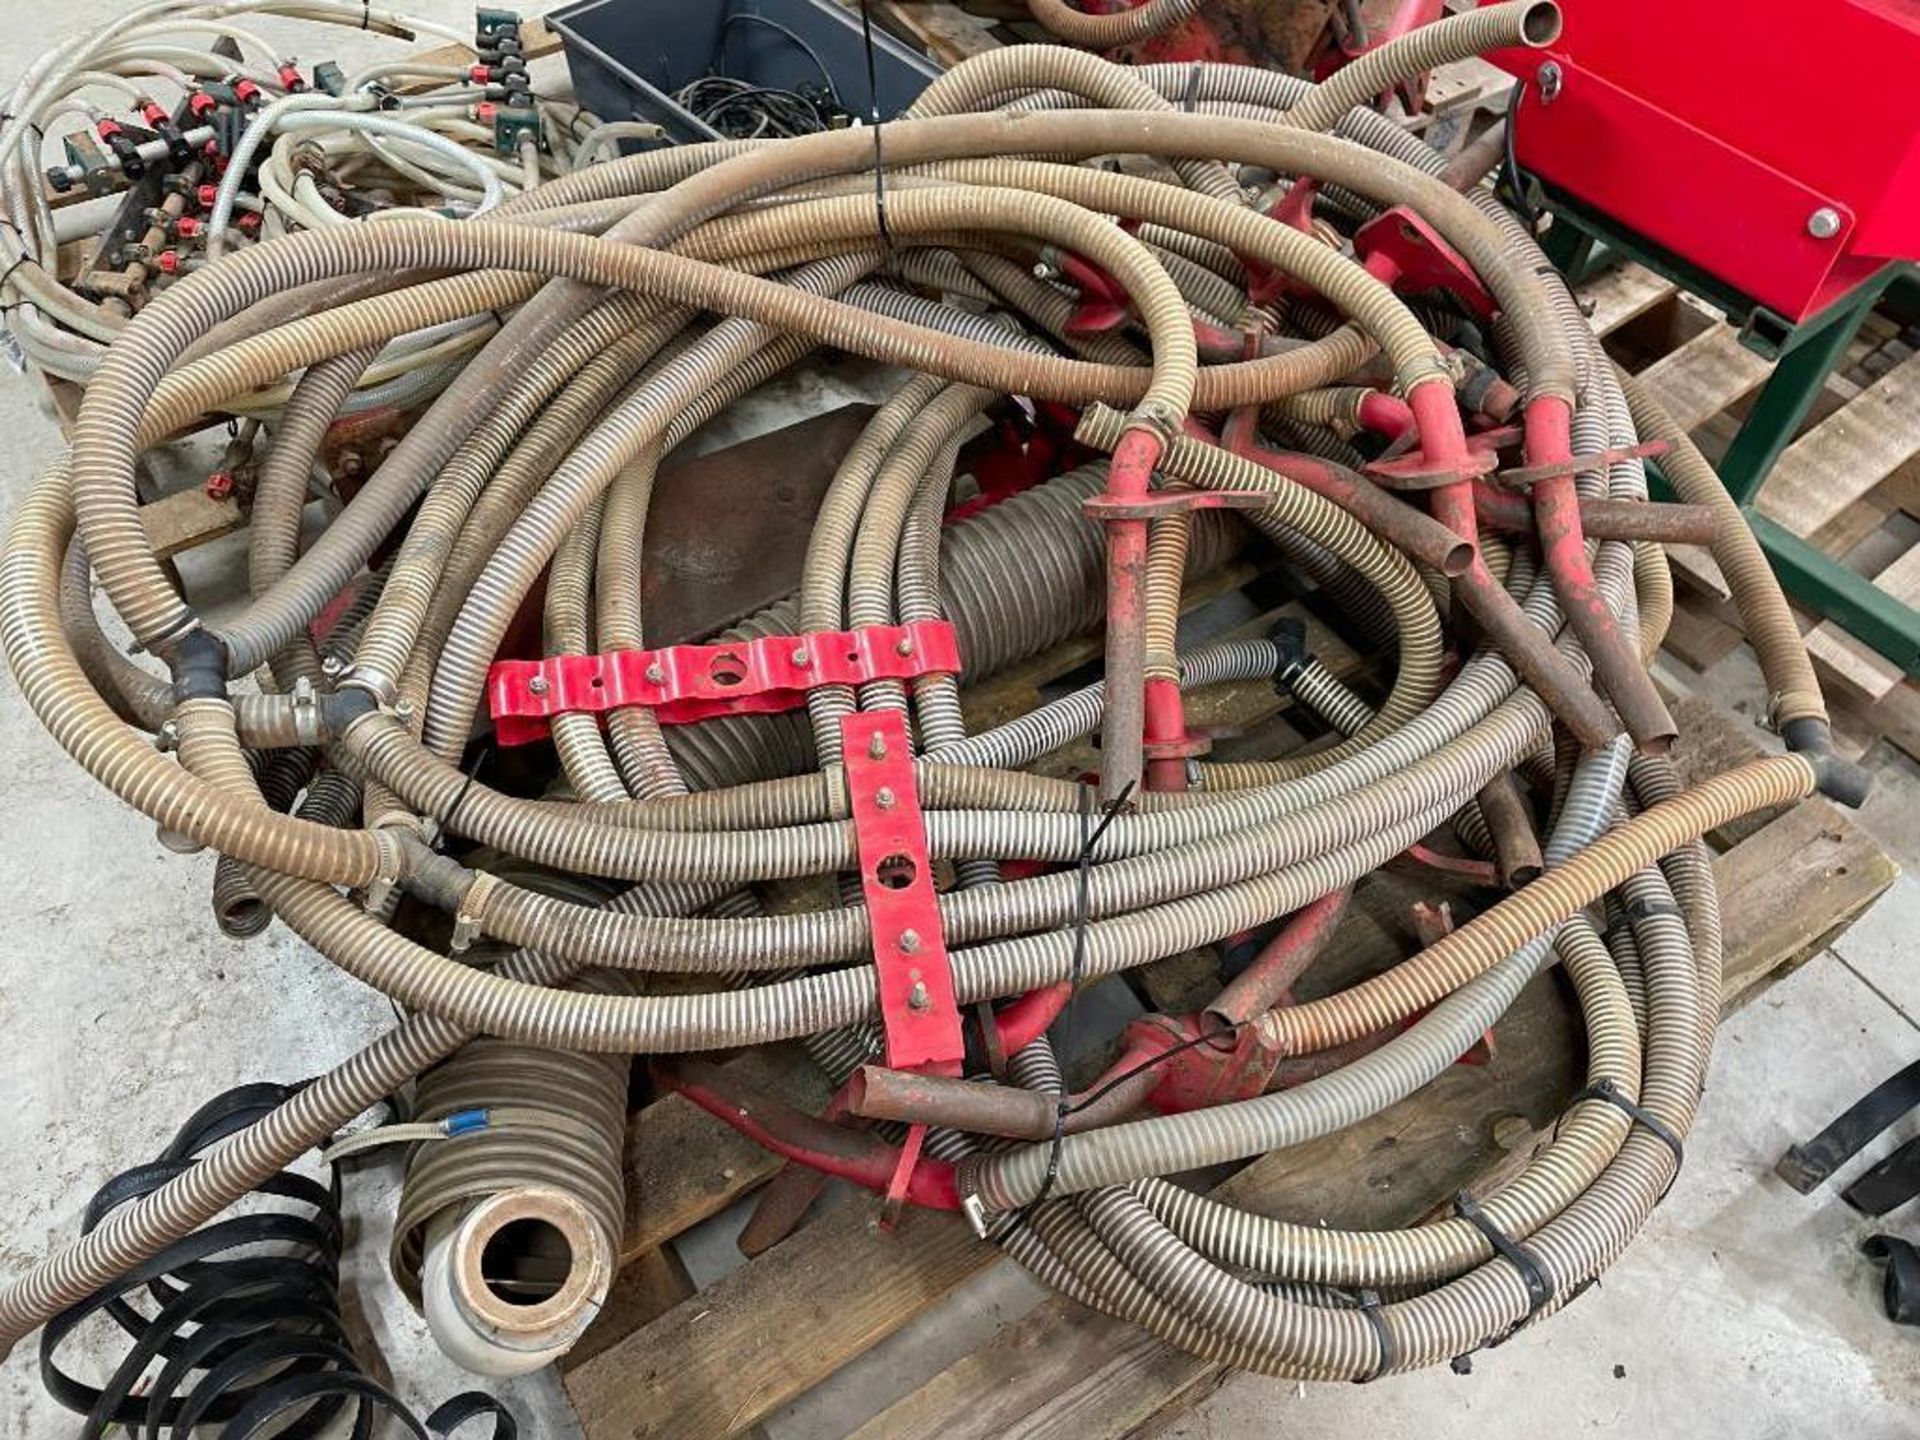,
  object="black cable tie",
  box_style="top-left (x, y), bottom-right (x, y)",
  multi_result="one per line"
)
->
top-left (1351, 1288), bottom-right (1396, 1383)
top-left (1453, 1190), bottom-right (1553, 1320)
top-left (1568, 1078), bottom-right (1684, 1197)
top-left (1182, 62), bottom-right (1202, 114)
top-left (0, 252), bottom-right (29, 295)
top-left (434, 744), bottom-right (492, 848)
top-left (361, 0), bottom-right (372, 30)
